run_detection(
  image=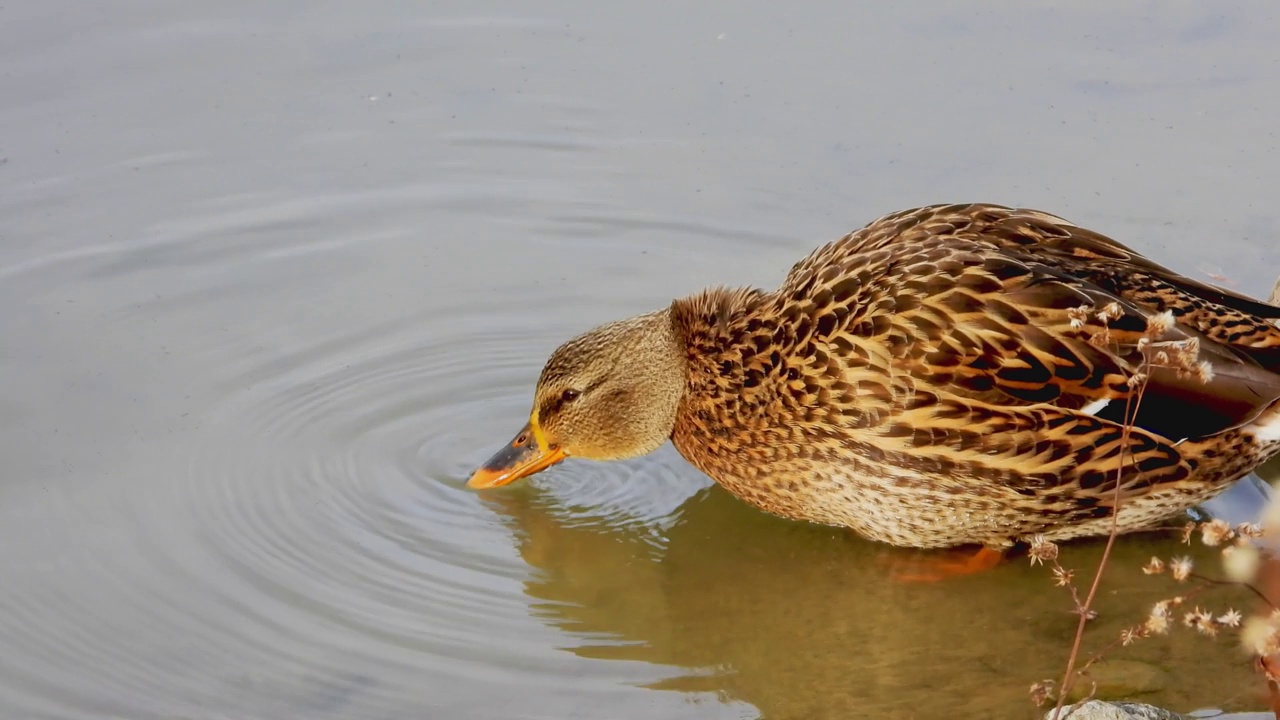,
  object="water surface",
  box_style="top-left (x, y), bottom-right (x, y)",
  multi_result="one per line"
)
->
top-left (3, 1), bottom-right (1280, 718)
